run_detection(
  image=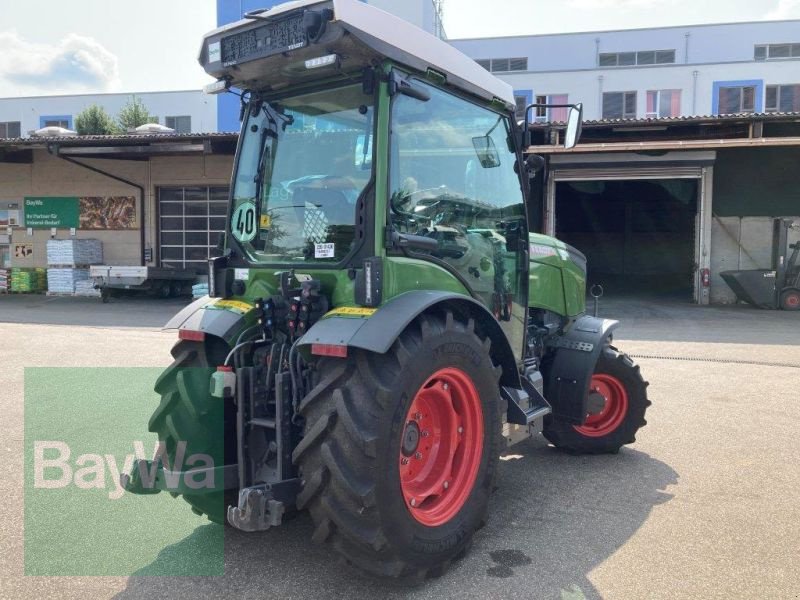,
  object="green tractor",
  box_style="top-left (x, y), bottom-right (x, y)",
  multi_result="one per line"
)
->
top-left (122, 0), bottom-right (649, 579)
